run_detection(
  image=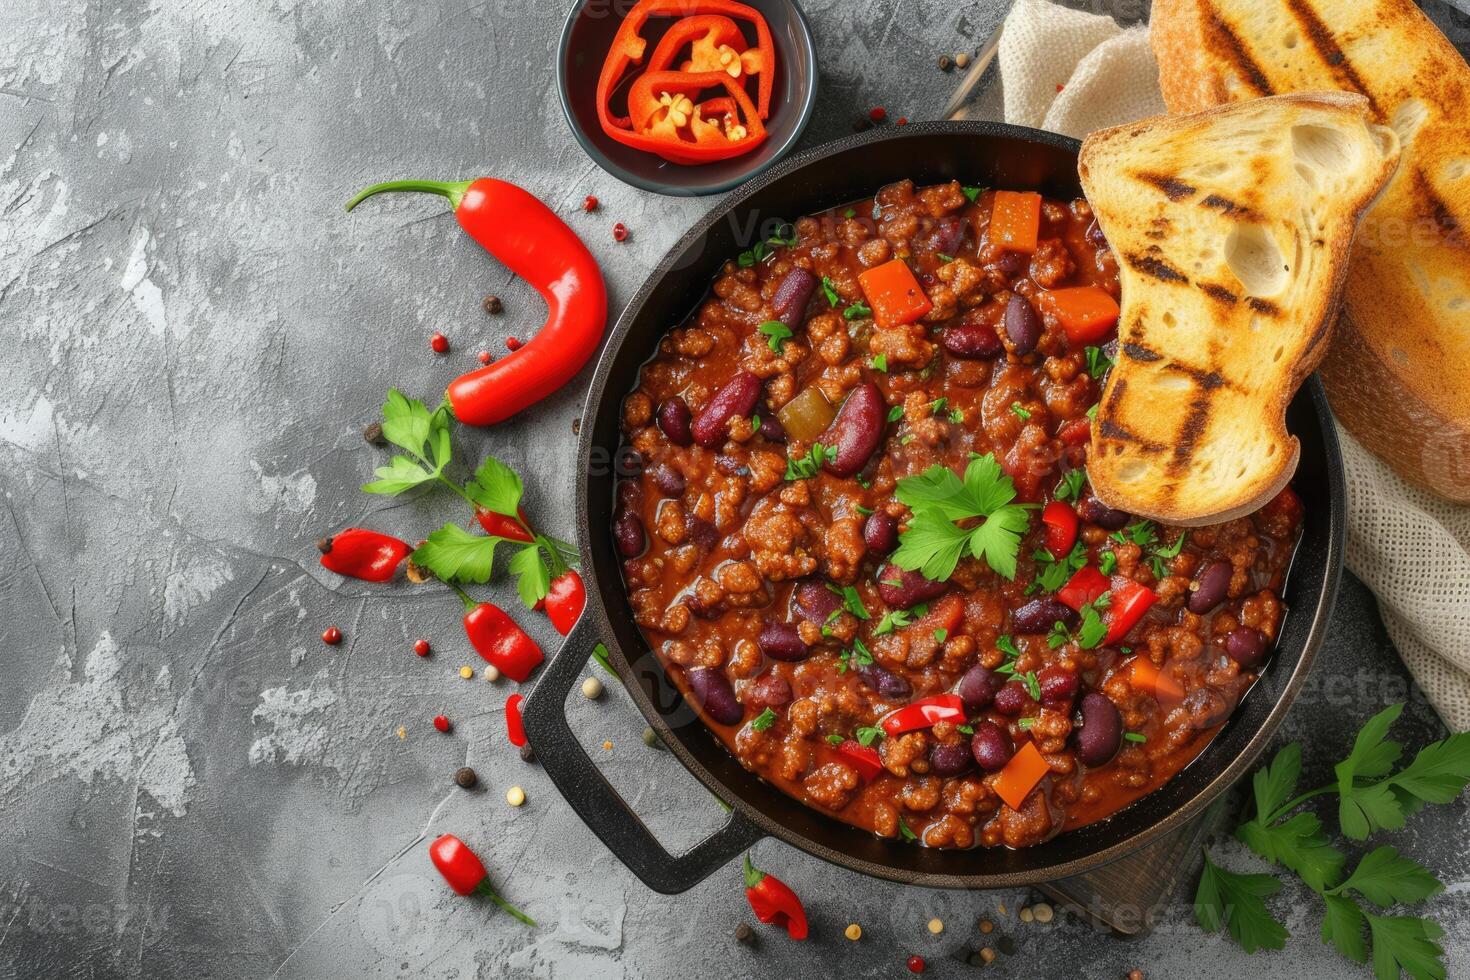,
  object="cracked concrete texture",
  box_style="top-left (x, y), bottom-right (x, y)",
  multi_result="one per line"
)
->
top-left (1, 0), bottom-right (1468, 976)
